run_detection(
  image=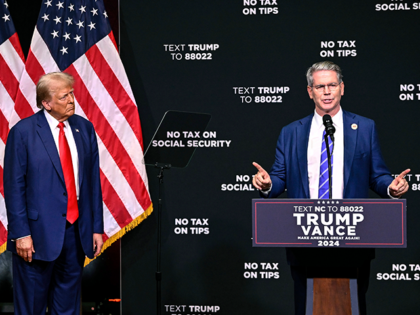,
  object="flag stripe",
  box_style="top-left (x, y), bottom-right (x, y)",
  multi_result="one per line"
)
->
top-left (8, 33), bottom-right (25, 63)
top-left (0, 81), bottom-right (15, 122)
top-left (73, 53), bottom-right (147, 185)
top-left (0, 193), bottom-right (6, 222)
top-left (95, 135), bottom-right (144, 218)
top-left (67, 65), bottom-right (151, 210)
top-left (100, 169), bottom-right (133, 228)
top-left (13, 89), bottom-right (36, 121)
top-left (25, 49), bottom-right (47, 86)
top-left (108, 31), bottom-right (118, 51)
top-left (0, 166), bottom-right (4, 198)
top-left (0, 139), bottom-right (5, 168)
top-left (0, 54), bottom-right (19, 101)
top-left (70, 98), bottom-right (140, 227)
top-left (96, 36), bottom-right (138, 121)
top-left (0, 170), bottom-right (5, 254)
top-left (85, 44), bottom-right (144, 146)
top-left (0, 111), bottom-right (8, 144)
top-left (102, 203), bottom-right (122, 238)
top-left (0, 2), bottom-right (26, 254)
top-left (0, 221), bottom-right (6, 248)
top-left (102, 233), bottom-right (109, 242)
top-left (72, 96), bottom-right (144, 223)
top-left (31, 29), bottom-right (60, 74)
top-left (0, 38), bottom-right (24, 82)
